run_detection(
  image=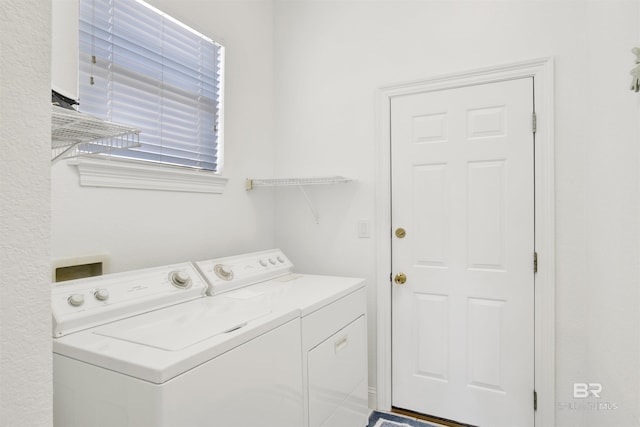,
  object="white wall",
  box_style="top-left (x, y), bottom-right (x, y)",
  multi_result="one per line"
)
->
top-left (51, 0), bottom-right (277, 273)
top-left (0, 0), bottom-right (53, 425)
top-left (584, 3), bottom-right (640, 426)
top-left (273, 1), bottom-right (640, 426)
